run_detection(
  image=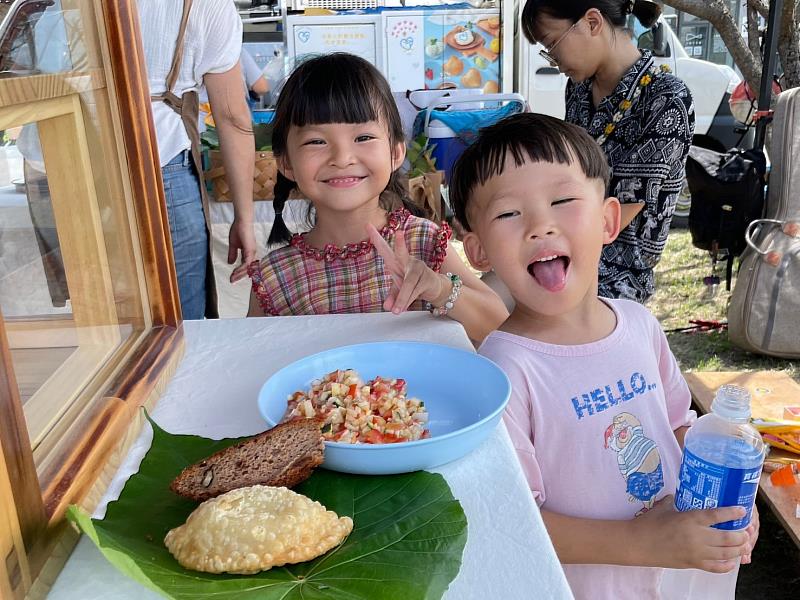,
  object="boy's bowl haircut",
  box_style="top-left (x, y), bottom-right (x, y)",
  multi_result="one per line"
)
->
top-left (449, 113), bottom-right (610, 231)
